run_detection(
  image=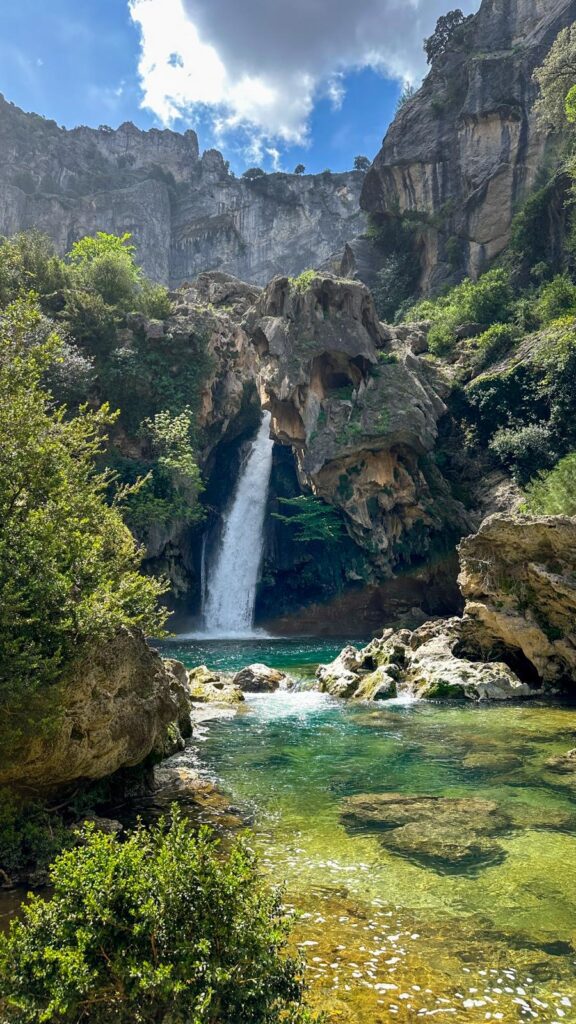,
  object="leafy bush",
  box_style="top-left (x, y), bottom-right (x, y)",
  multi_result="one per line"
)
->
top-left (471, 322), bottom-right (520, 371)
top-left (0, 812), bottom-right (314, 1024)
top-left (523, 451), bottom-right (576, 514)
top-left (68, 232), bottom-right (141, 309)
top-left (273, 495), bottom-right (344, 542)
top-left (0, 231), bottom-right (68, 310)
top-left (409, 268), bottom-right (514, 354)
top-left (291, 269), bottom-right (318, 292)
top-left (0, 298), bottom-right (167, 759)
top-left (535, 274), bottom-right (576, 324)
top-left (489, 422), bottom-right (558, 485)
